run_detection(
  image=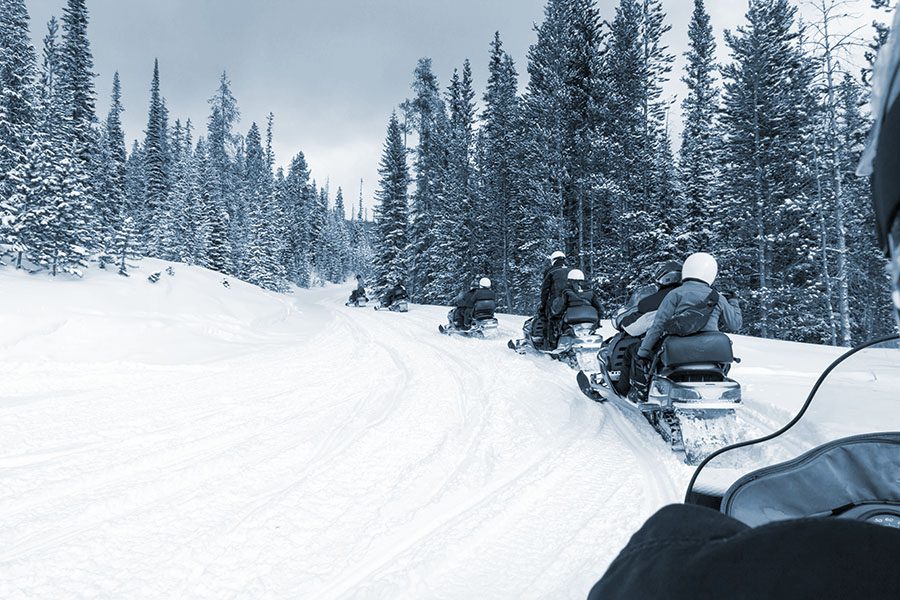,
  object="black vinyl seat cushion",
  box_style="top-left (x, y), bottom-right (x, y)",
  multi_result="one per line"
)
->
top-left (660, 332), bottom-right (734, 367)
